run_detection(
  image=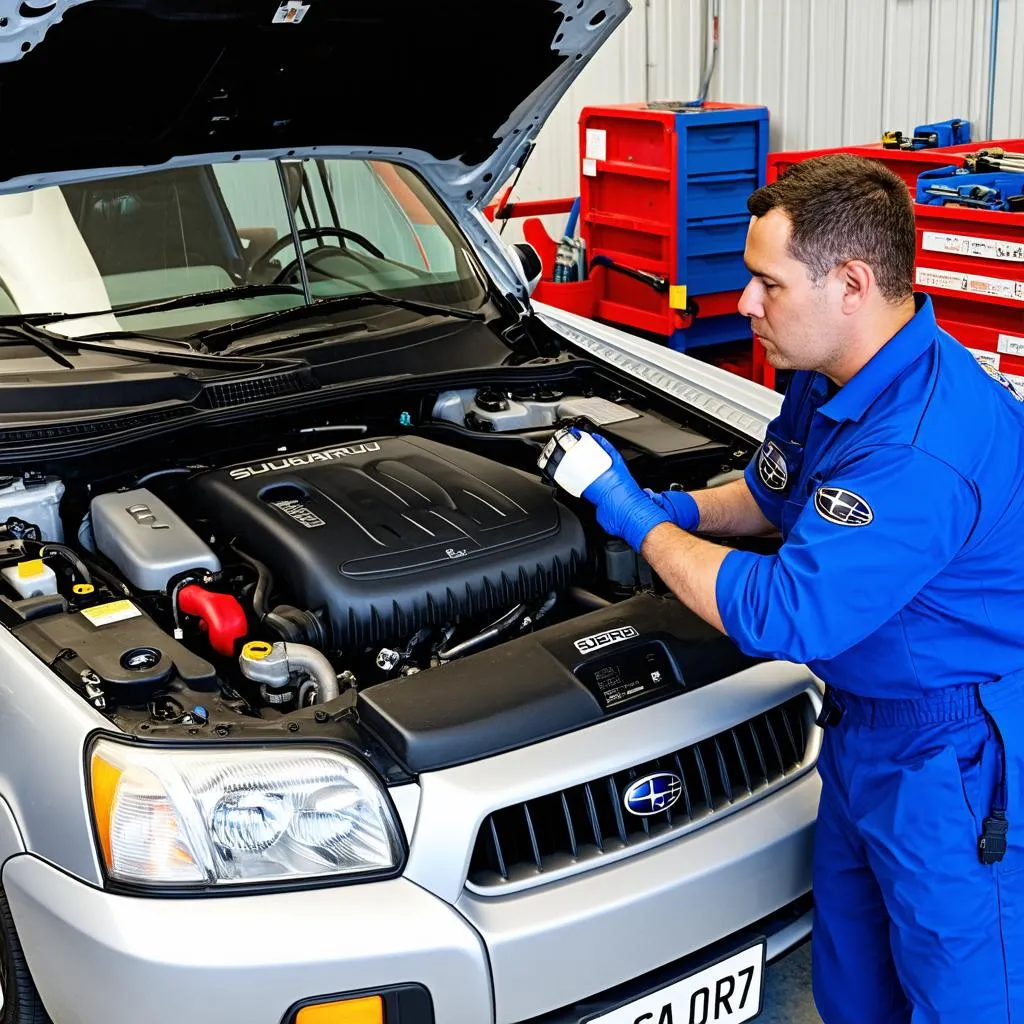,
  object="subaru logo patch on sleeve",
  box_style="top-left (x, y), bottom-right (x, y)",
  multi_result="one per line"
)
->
top-left (757, 440), bottom-right (789, 491)
top-left (814, 487), bottom-right (874, 527)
